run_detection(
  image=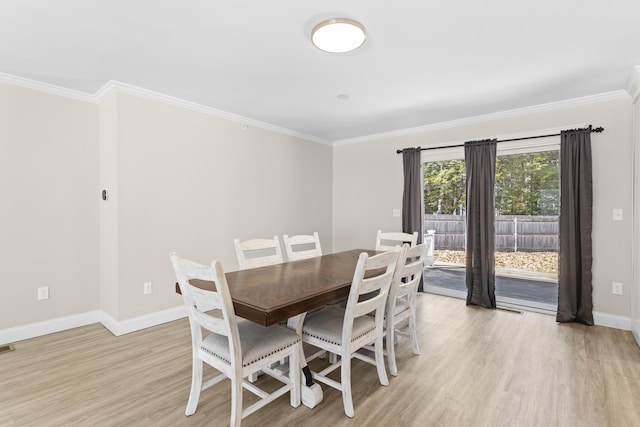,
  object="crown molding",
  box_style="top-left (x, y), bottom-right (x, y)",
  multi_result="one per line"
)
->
top-left (1, 70), bottom-right (632, 147)
top-left (627, 66), bottom-right (640, 103)
top-left (0, 71), bottom-right (98, 103)
top-left (95, 80), bottom-right (332, 145)
top-left (333, 90), bottom-right (630, 146)
top-left (0, 72), bottom-right (330, 146)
